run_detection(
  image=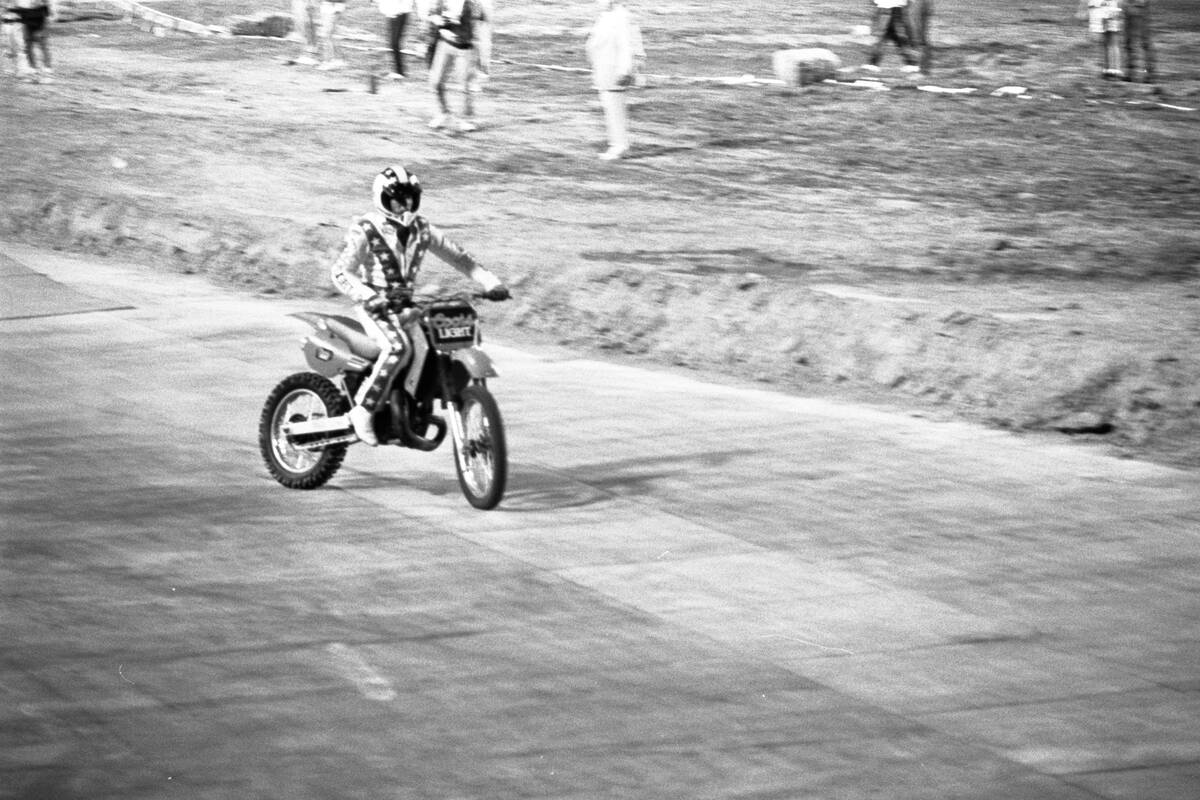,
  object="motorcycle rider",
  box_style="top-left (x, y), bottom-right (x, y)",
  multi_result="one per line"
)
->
top-left (329, 164), bottom-right (510, 446)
